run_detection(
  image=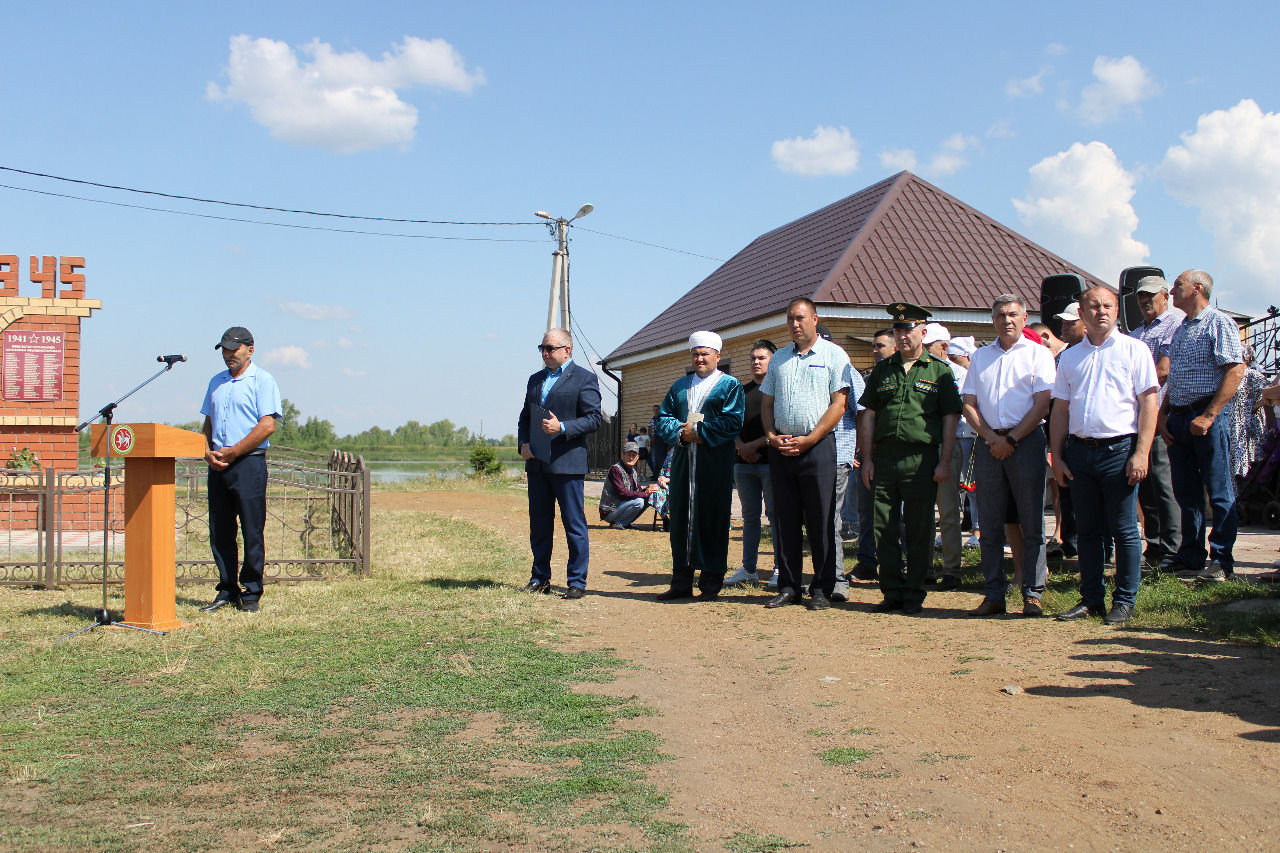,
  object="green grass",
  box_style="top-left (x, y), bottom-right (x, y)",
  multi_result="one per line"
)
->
top-left (941, 549), bottom-right (1280, 645)
top-left (724, 830), bottom-right (809, 851)
top-left (0, 509), bottom-right (687, 852)
top-left (817, 747), bottom-right (873, 765)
